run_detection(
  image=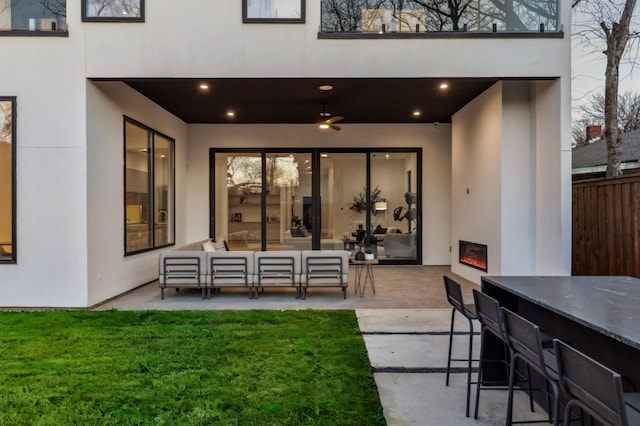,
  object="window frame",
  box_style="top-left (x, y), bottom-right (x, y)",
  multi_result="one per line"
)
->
top-left (123, 116), bottom-right (175, 256)
top-left (0, 97), bottom-right (17, 264)
top-left (82, 0), bottom-right (145, 22)
top-left (0, 1), bottom-right (68, 36)
top-left (242, 0), bottom-right (305, 24)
